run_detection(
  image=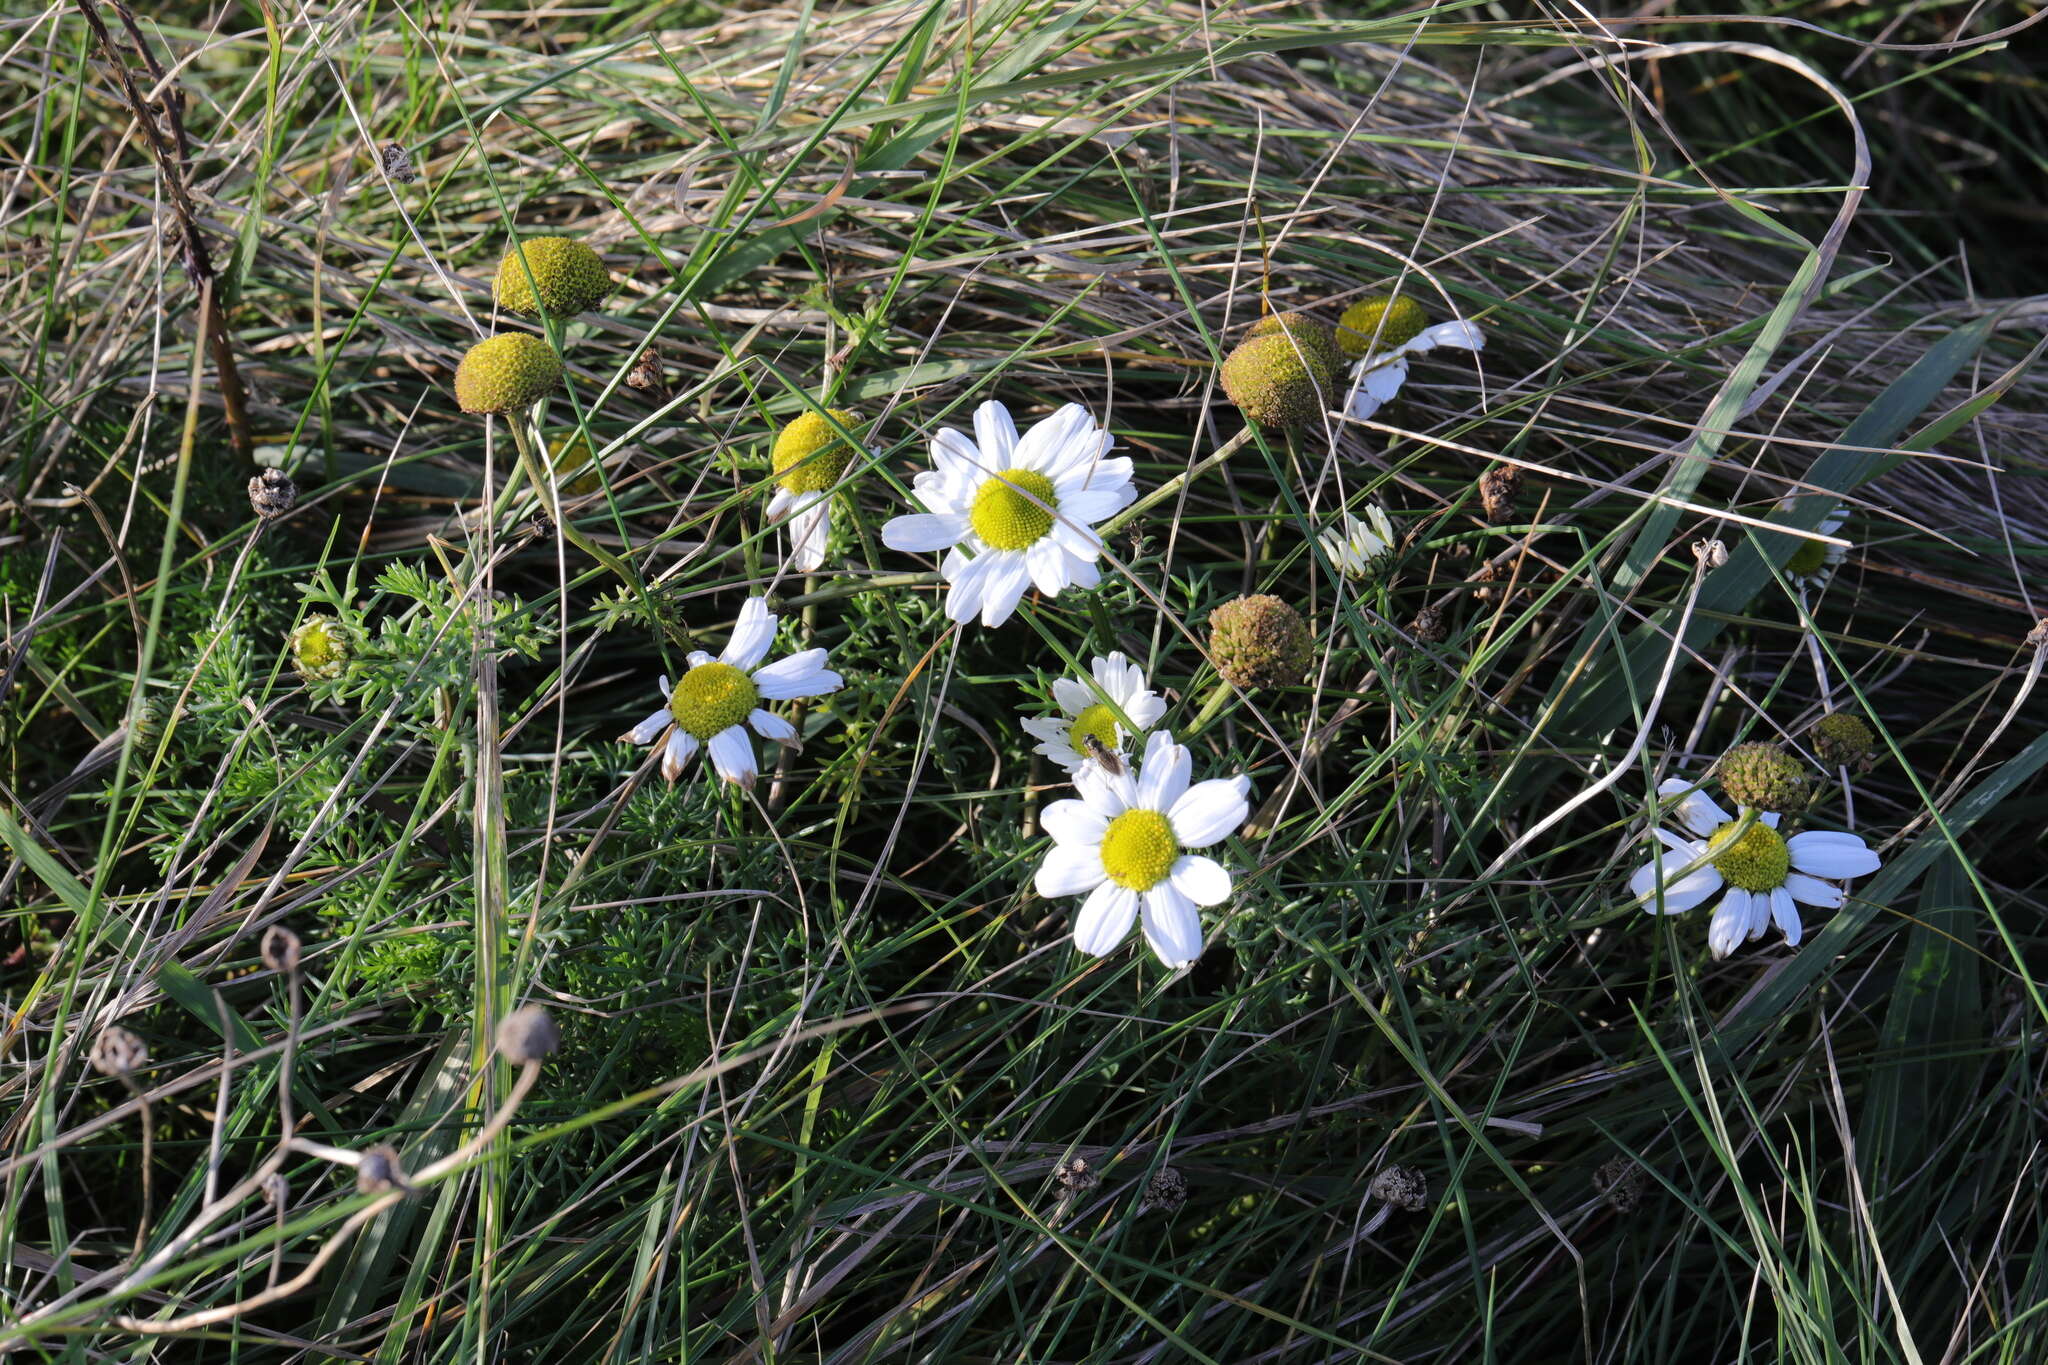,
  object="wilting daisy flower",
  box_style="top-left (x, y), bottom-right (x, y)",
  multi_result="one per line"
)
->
top-left (880, 400), bottom-right (1135, 628)
top-left (1318, 505), bottom-right (1396, 578)
top-left (1034, 730), bottom-right (1251, 969)
top-left (766, 409), bottom-right (860, 572)
top-left (1021, 651), bottom-right (1168, 776)
top-left (1778, 500), bottom-right (1850, 589)
top-left (1630, 777), bottom-right (1881, 956)
top-left (1335, 293), bottom-right (1485, 424)
top-left (620, 597), bottom-right (842, 788)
